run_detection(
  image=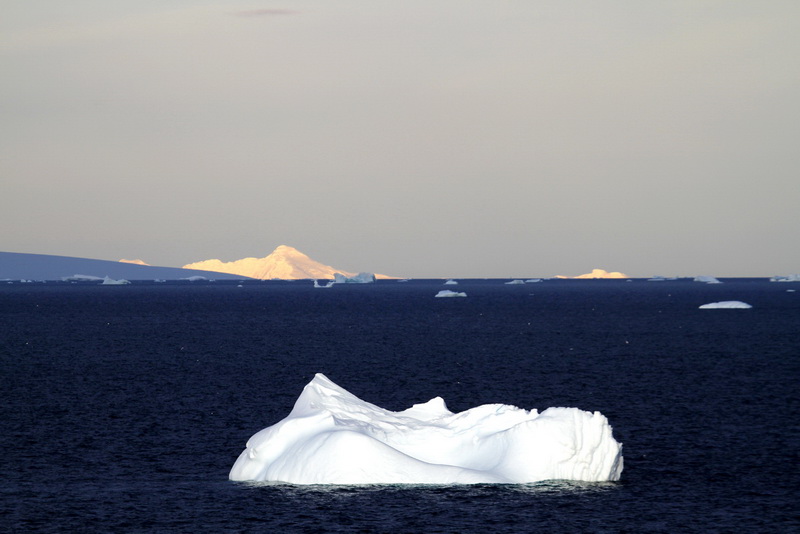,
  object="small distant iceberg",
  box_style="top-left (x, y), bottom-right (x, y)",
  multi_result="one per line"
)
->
top-left (770, 274), bottom-right (800, 282)
top-left (181, 276), bottom-right (208, 282)
top-left (694, 276), bottom-right (722, 284)
top-left (435, 290), bottom-right (467, 298)
top-left (101, 276), bottom-right (130, 285)
top-left (333, 272), bottom-right (375, 284)
top-left (525, 279), bottom-right (543, 283)
top-left (62, 274), bottom-right (104, 282)
top-left (505, 280), bottom-right (525, 285)
top-left (444, 279), bottom-right (458, 285)
top-left (313, 280), bottom-right (335, 288)
top-left (699, 301), bottom-right (752, 309)
top-left (647, 276), bottom-right (677, 282)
